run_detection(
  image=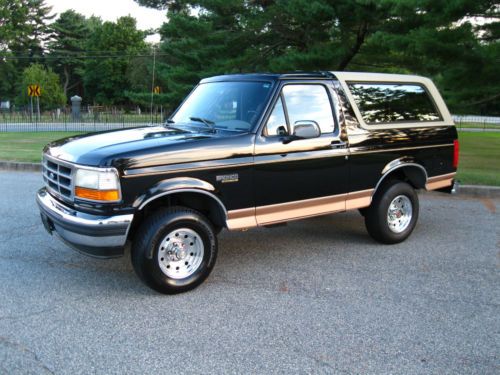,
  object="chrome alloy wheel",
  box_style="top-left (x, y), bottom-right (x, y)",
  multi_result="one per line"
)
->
top-left (157, 228), bottom-right (204, 279)
top-left (387, 195), bottom-right (413, 233)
